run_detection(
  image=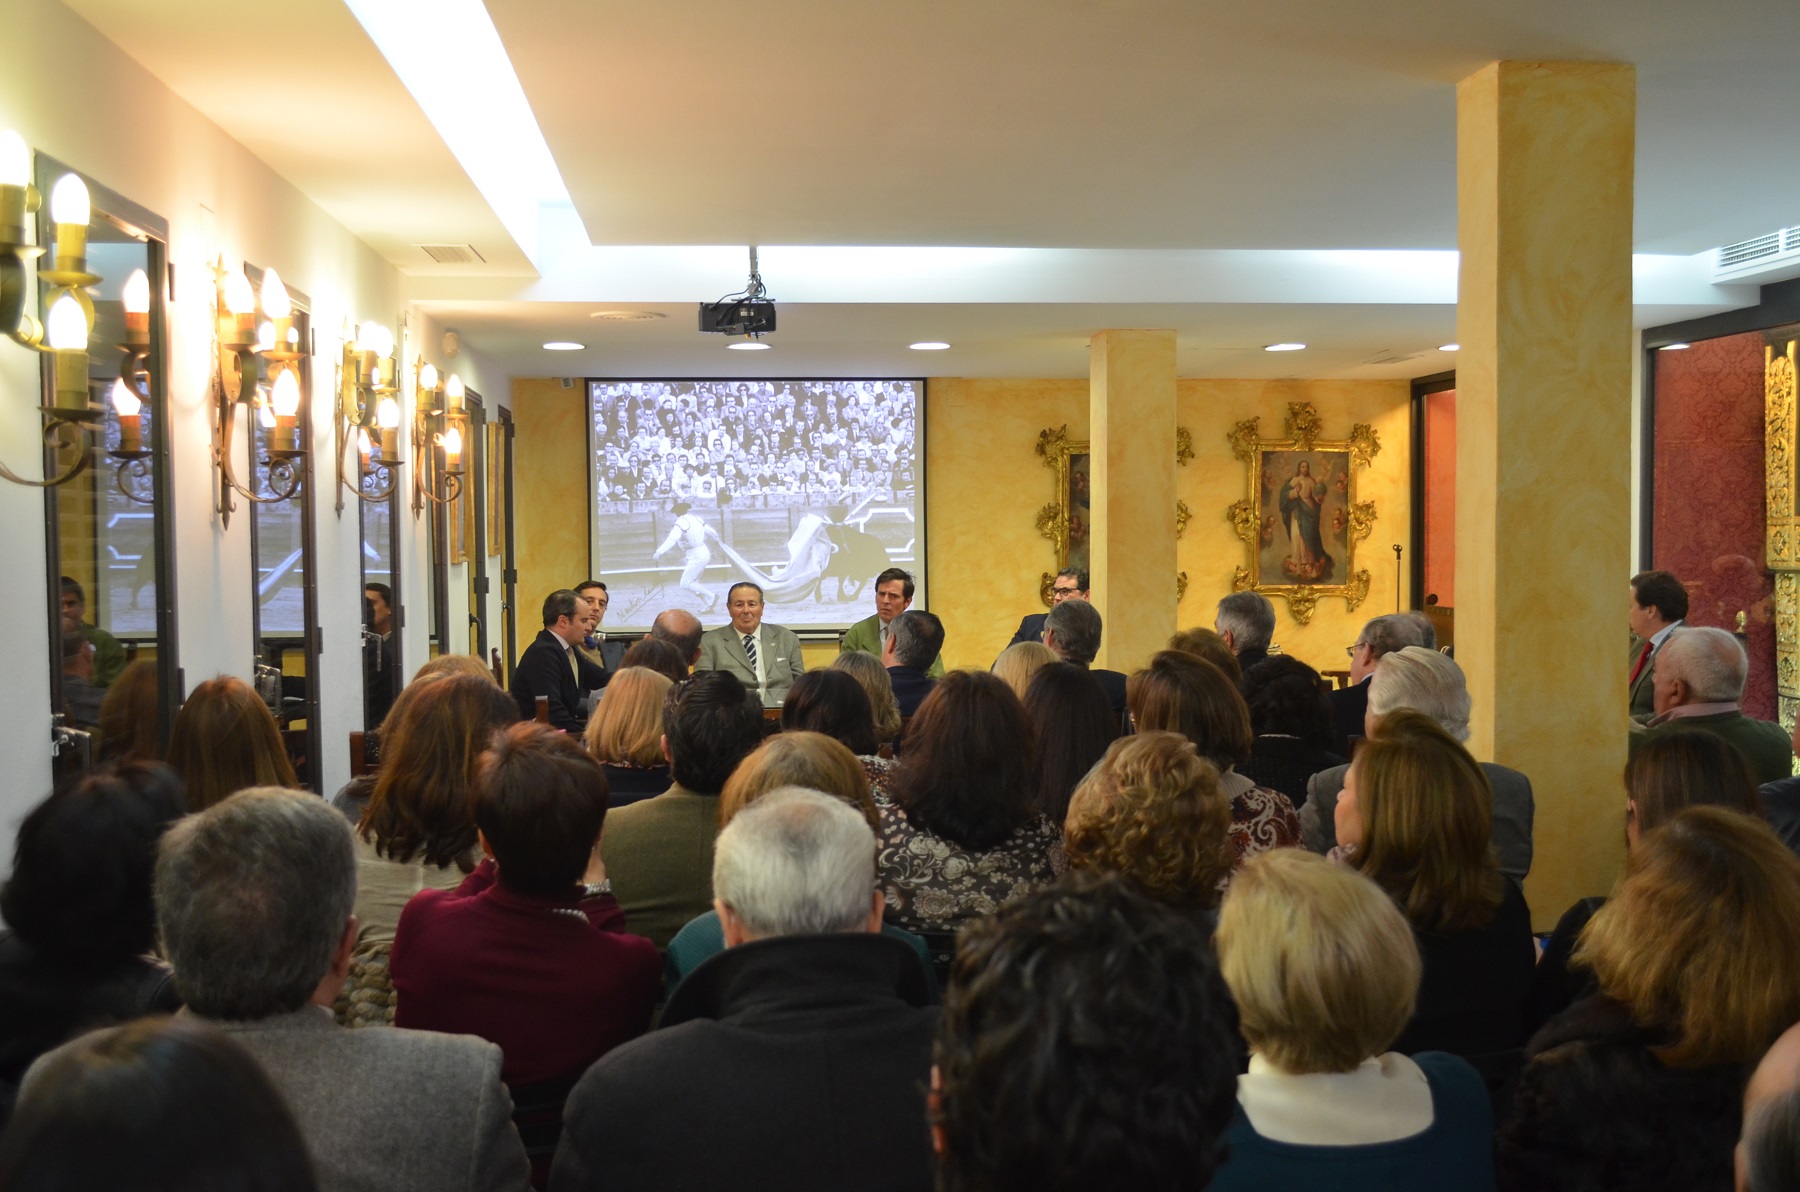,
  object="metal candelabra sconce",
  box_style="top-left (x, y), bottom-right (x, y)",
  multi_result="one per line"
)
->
top-left (334, 321), bottom-right (403, 513)
top-left (106, 265), bottom-right (155, 504)
top-left (211, 261), bottom-right (306, 528)
top-left (411, 358), bottom-right (466, 516)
